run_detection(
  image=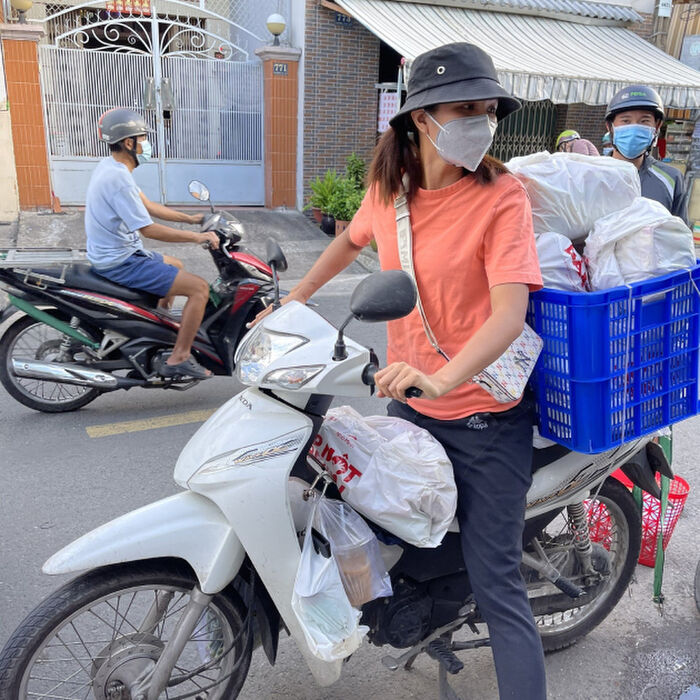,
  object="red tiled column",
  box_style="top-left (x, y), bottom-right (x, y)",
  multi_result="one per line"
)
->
top-left (255, 46), bottom-right (301, 209)
top-left (1, 24), bottom-right (52, 210)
